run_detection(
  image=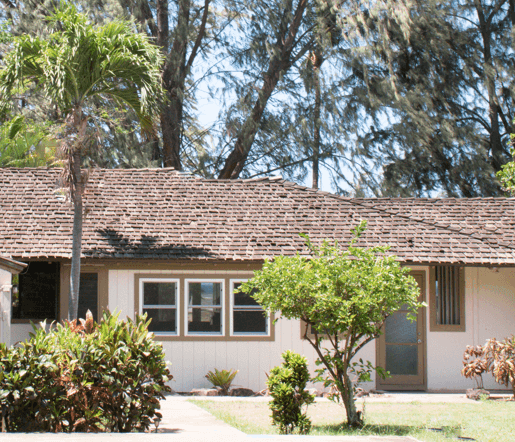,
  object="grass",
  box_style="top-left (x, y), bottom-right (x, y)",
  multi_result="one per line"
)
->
top-left (190, 398), bottom-right (515, 441)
